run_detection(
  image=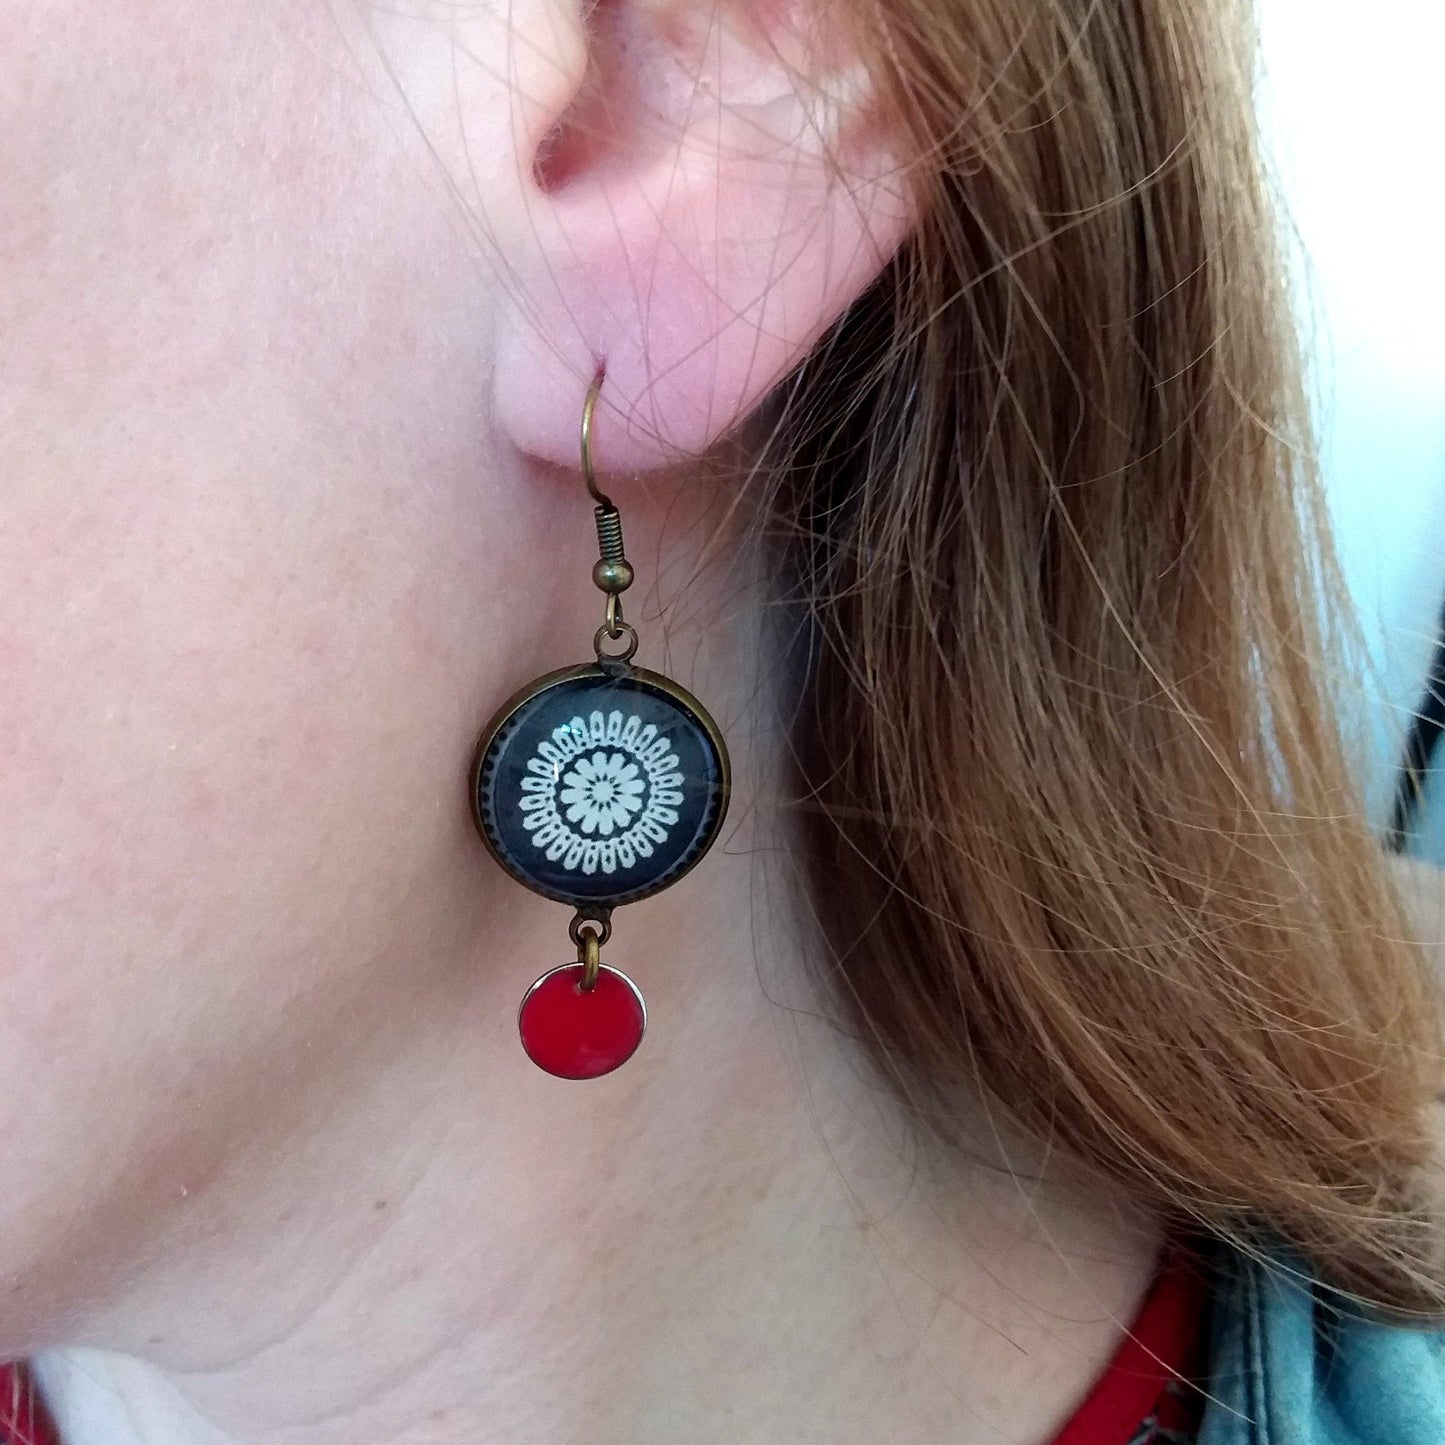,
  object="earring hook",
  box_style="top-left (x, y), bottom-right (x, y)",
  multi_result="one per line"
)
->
top-left (579, 363), bottom-right (636, 661)
top-left (580, 366), bottom-right (614, 511)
